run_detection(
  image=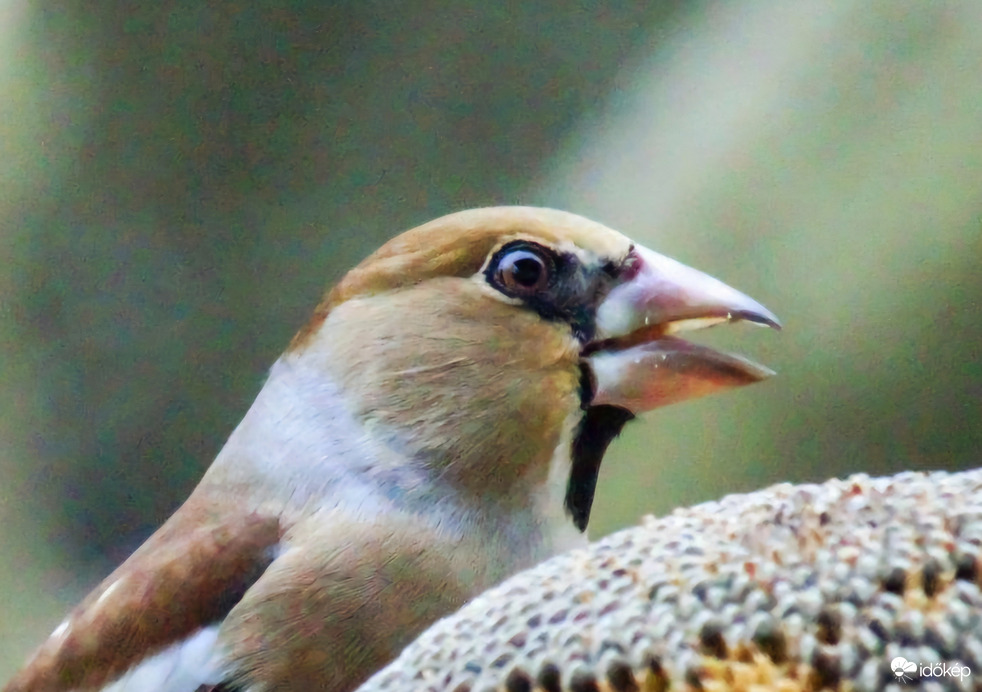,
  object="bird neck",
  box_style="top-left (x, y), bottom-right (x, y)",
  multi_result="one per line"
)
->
top-left (205, 356), bottom-right (579, 524)
top-left (203, 355), bottom-right (589, 568)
